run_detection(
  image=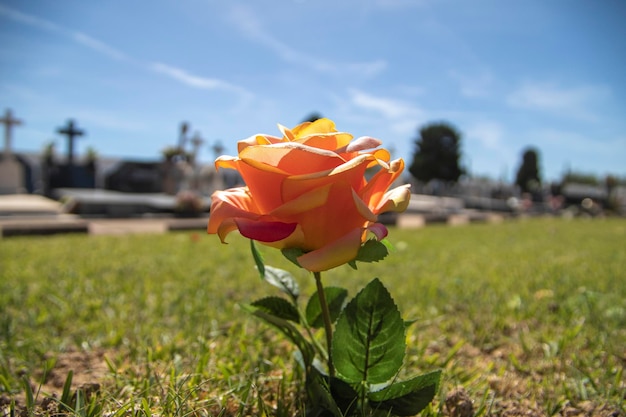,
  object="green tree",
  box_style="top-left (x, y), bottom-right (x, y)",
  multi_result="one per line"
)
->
top-left (408, 122), bottom-right (464, 183)
top-left (301, 112), bottom-right (323, 123)
top-left (515, 147), bottom-right (541, 194)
